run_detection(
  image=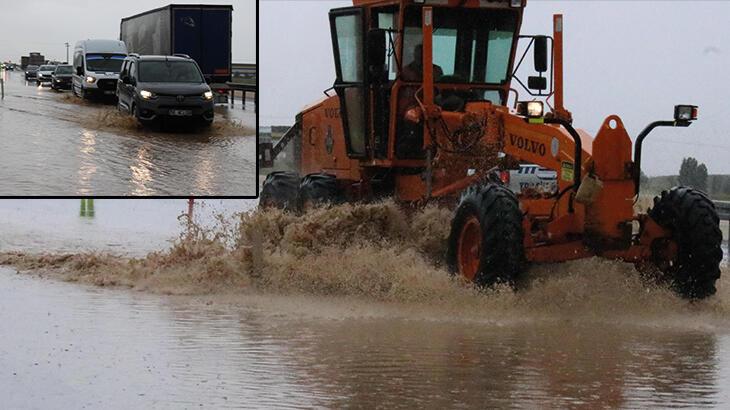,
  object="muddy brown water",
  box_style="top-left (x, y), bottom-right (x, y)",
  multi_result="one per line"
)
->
top-left (0, 70), bottom-right (256, 196)
top-left (2, 204), bottom-right (730, 407)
